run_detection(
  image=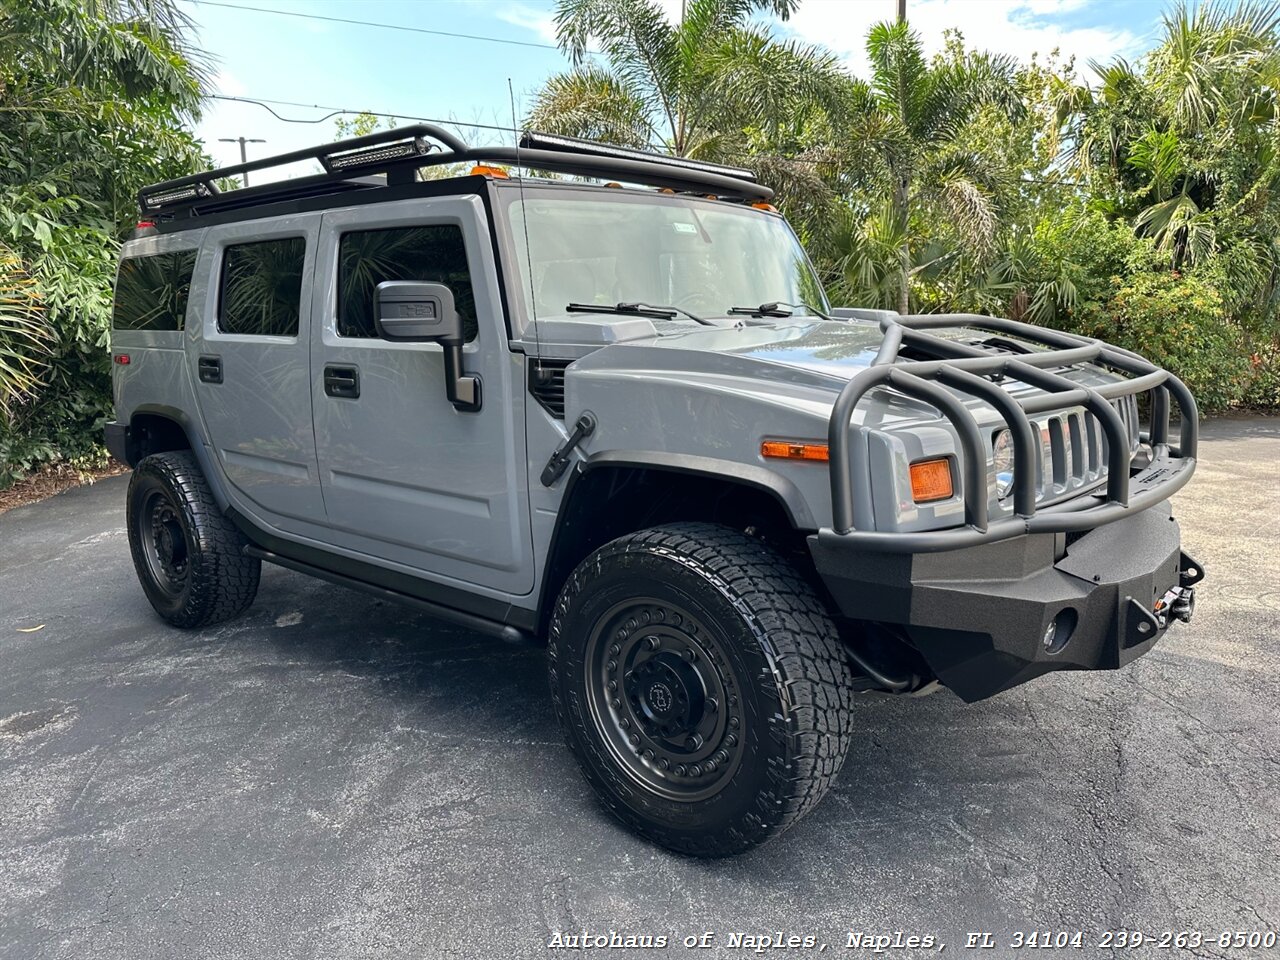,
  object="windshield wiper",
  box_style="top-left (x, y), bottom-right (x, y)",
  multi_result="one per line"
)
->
top-left (727, 300), bottom-right (835, 321)
top-left (566, 302), bottom-right (714, 326)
